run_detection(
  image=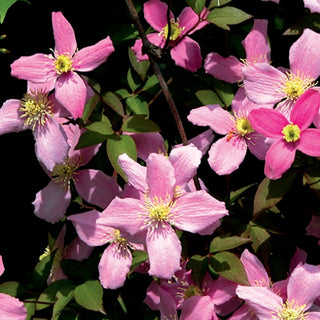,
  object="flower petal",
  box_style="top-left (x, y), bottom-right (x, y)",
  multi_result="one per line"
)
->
top-left (144, 0), bottom-right (172, 32)
top-left (178, 6), bottom-right (208, 35)
top-left (297, 128), bottom-right (320, 156)
top-left (0, 293), bottom-right (27, 320)
top-left (131, 33), bottom-right (164, 61)
top-left (180, 295), bottom-right (214, 320)
top-left (0, 99), bottom-right (25, 134)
